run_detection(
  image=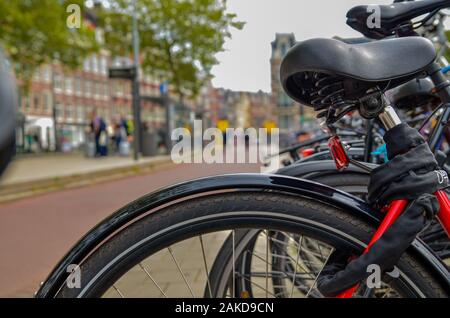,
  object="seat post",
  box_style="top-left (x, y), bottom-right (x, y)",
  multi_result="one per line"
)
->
top-left (379, 106), bottom-right (402, 131)
top-left (378, 99), bottom-right (402, 131)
